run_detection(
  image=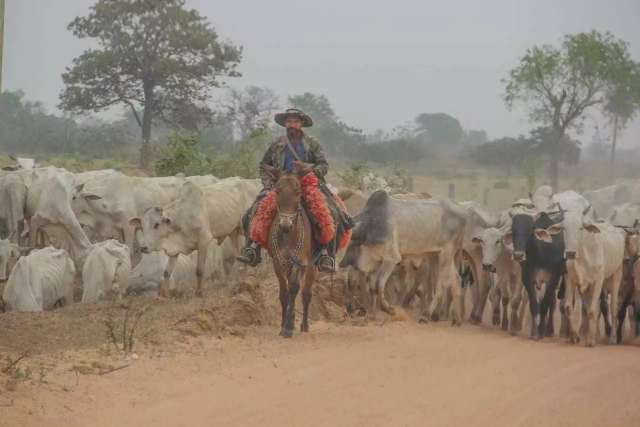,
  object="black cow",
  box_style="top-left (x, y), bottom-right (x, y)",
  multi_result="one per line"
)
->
top-left (507, 210), bottom-right (566, 340)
